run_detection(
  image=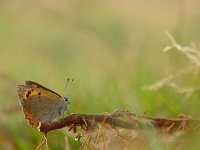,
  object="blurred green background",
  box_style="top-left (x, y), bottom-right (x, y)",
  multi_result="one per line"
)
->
top-left (1, 0), bottom-right (200, 149)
